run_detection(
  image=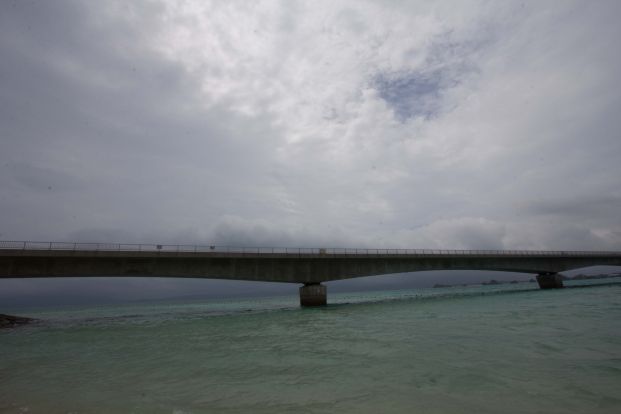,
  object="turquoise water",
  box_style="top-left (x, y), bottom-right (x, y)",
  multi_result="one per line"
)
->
top-left (1, 281), bottom-right (621, 413)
